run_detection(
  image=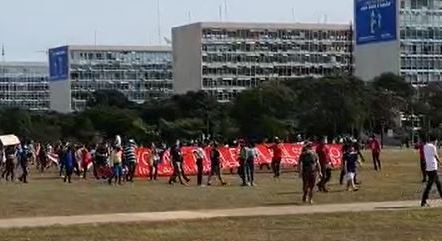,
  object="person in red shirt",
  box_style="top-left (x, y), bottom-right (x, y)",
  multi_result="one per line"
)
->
top-left (415, 139), bottom-right (427, 182)
top-left (369, 134), bottom-right (382, 171)
top-left (267, 137), bottom-right (283, 178)
top-left (316, 138), bottom-right (332, 192)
